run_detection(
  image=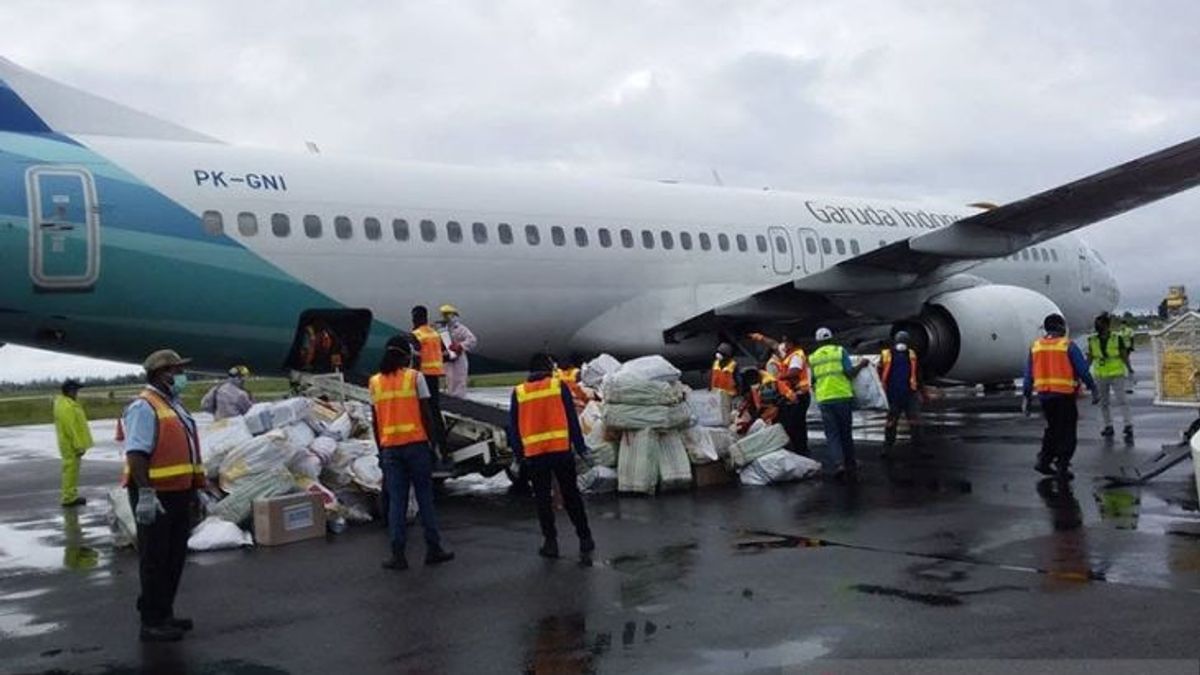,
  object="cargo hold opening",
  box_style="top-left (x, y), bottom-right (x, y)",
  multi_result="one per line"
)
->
top-left (285, 309), bottom-right (373, 374)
